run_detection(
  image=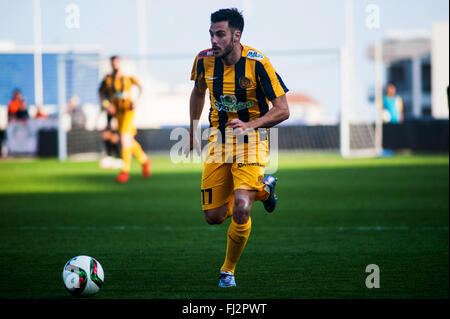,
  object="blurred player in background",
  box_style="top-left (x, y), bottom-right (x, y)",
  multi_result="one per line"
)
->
top-left (97, 90), bottom-right (123, 170)
top-left (99, 56), bottom-right (151, 183)
top-left (187, 8), bottom-right (289, 287)
top-left (67, 96), bottom-right (86, 128)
